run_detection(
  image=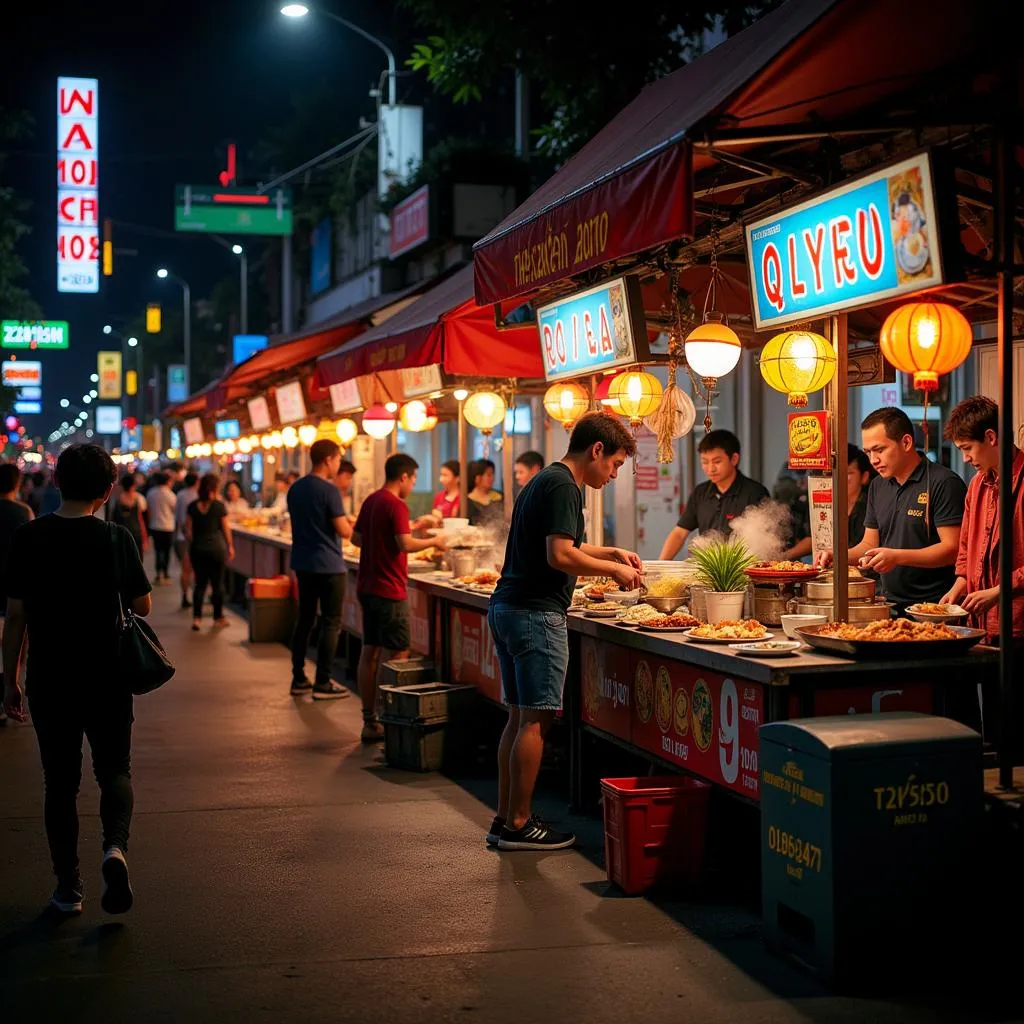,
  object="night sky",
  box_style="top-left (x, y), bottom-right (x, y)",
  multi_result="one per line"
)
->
top-left (4, 0), bottom-right (415, 439)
